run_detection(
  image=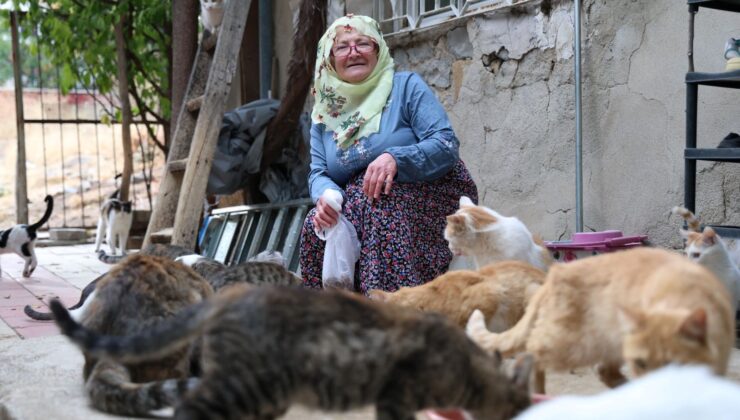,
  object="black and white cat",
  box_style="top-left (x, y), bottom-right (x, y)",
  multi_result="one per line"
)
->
top-left (200, 0), bottom-right (225, 34)
top-left (0, 195), bottom-right (53, 278)
top-left (94, 190), bottom-right (133, 258)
